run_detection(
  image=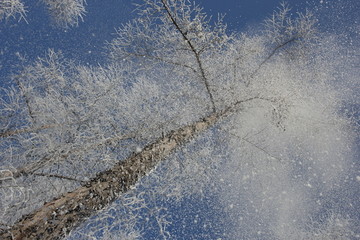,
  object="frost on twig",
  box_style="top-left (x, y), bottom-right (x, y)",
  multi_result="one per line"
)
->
top-left (0, 0), bottom-right (87, 27)
top-left (109, 0), bottom-right (231, 113)
top-left (0, 0), bottom-right (26, 22)
top-left (264, 2), bottom-right (318, 59)
top-left (42, 0), bottom-right (86, 28)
